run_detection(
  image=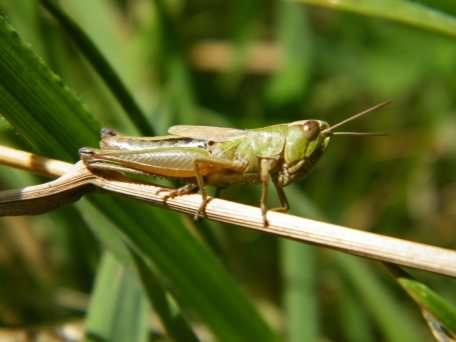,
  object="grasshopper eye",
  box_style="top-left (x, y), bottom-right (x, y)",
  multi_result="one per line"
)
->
top-left (302, 121), bottom-right (320, 140)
